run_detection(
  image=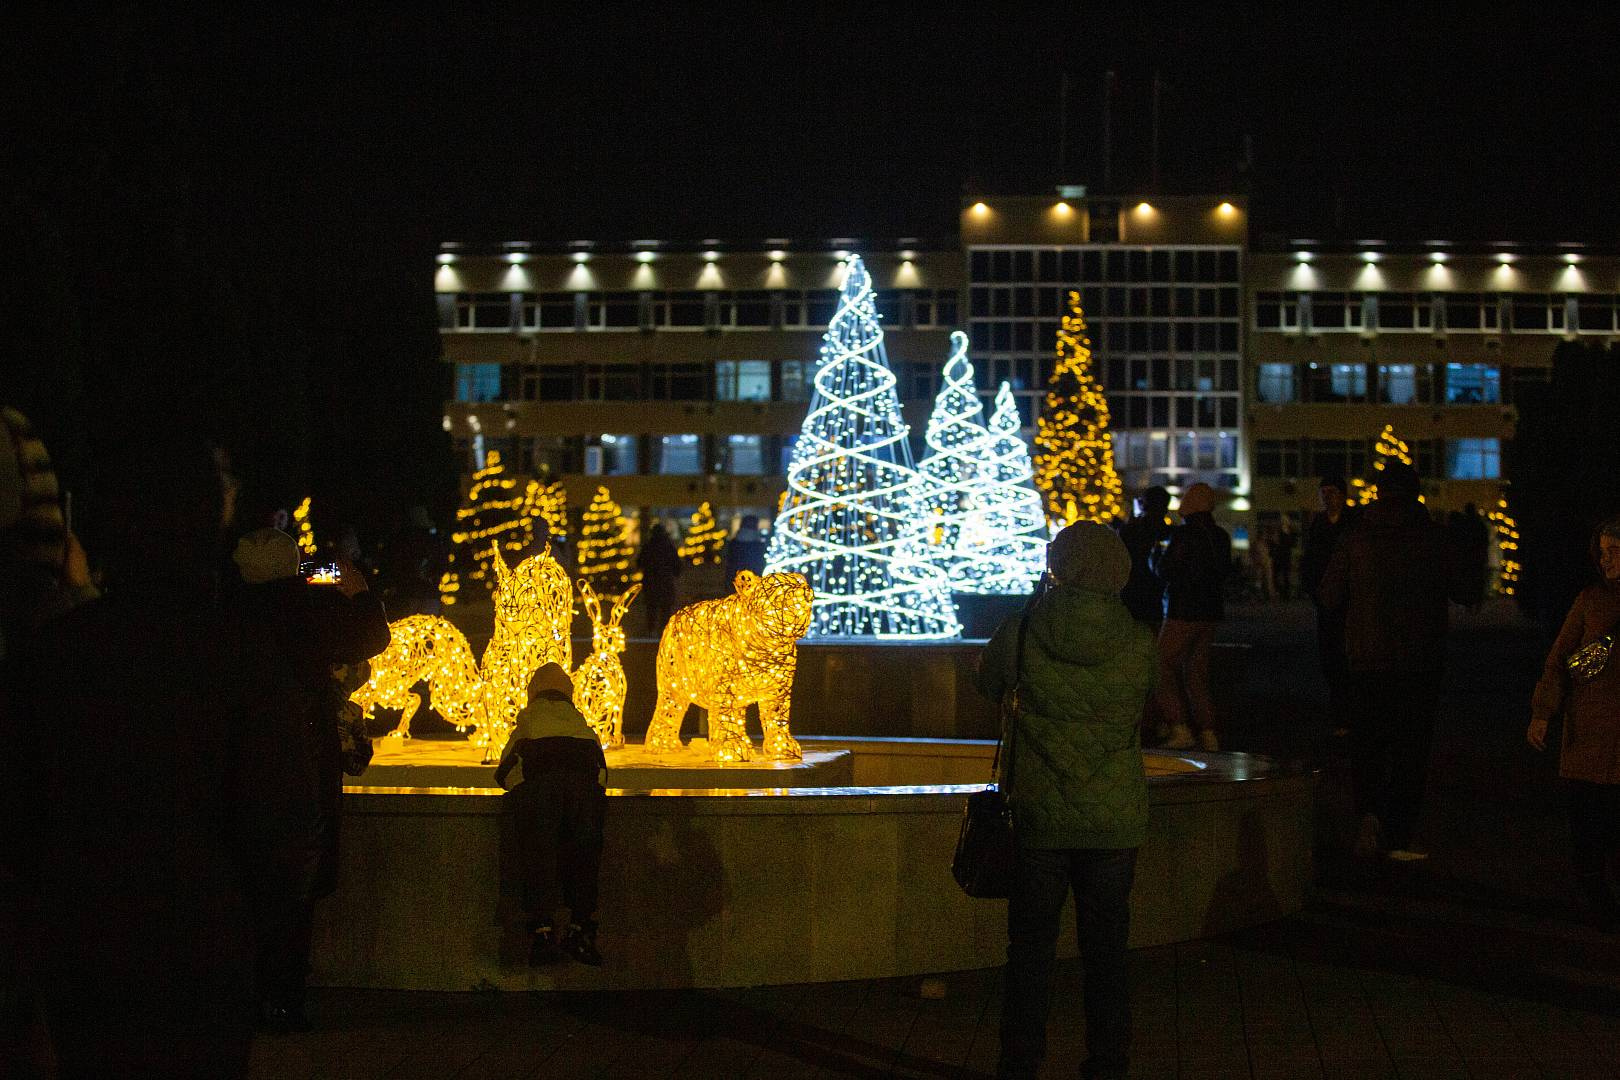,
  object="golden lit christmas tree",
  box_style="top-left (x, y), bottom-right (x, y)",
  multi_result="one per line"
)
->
top-left (678, 501), bottom-right (727, 567)
top-left (440, 451), bottom-right (544, 605)
top-left (1350, 424), bottom-right (1415, 505)
top-left (1488, 496), bottom-right (1521, 596)
top-left (293, 497), bottom-right (317, 557)
top-left (1033, 290), bottom-right (1125, 527)
top-left (535, 479), bottom-right (568, 544)
top-left (578, 485), bottom-right (641, 597)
